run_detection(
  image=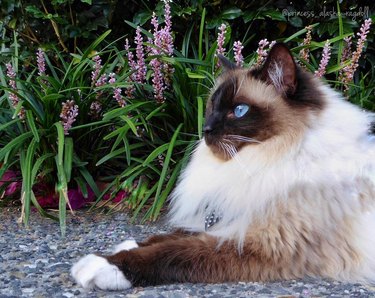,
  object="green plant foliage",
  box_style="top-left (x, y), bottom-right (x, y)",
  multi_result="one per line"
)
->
top-left (0, 0), bottom-right (374, 233)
